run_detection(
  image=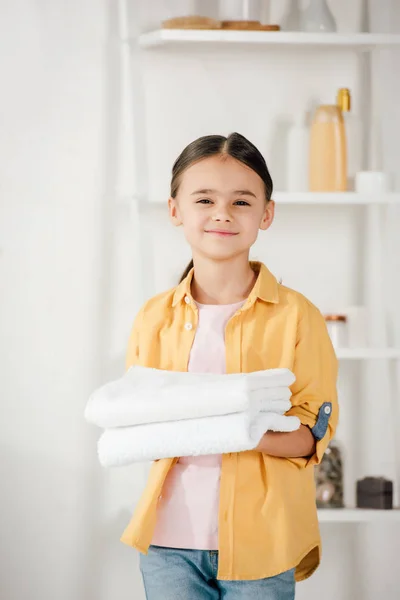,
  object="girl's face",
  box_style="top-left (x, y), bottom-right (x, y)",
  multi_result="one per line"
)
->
top-left (169, 155), bottom-right (274, 262)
